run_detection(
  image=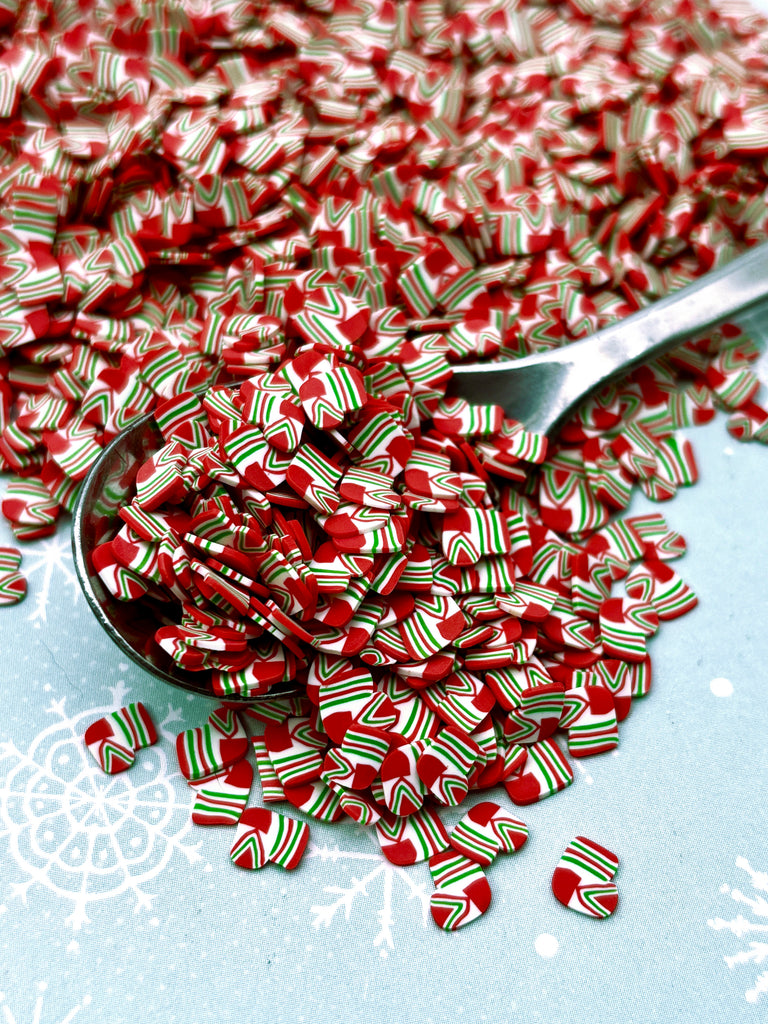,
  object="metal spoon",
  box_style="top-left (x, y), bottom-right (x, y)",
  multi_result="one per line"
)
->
top-left (451, 241), bottom-right (768, 437)
top-left (73, 241), bottom-right (768, 699)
